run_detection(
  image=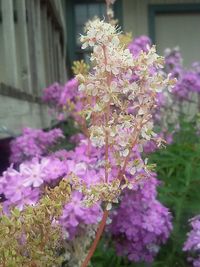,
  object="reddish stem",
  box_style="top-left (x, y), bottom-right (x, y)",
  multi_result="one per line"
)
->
top-left (81, 210), bottom-right (109, 267)
top-left (105, 104), bottom-right (110, 182)
top-left (81, 133), bottom-right (141, 267)
top-left (102, 44), bottom-right (111, 183)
